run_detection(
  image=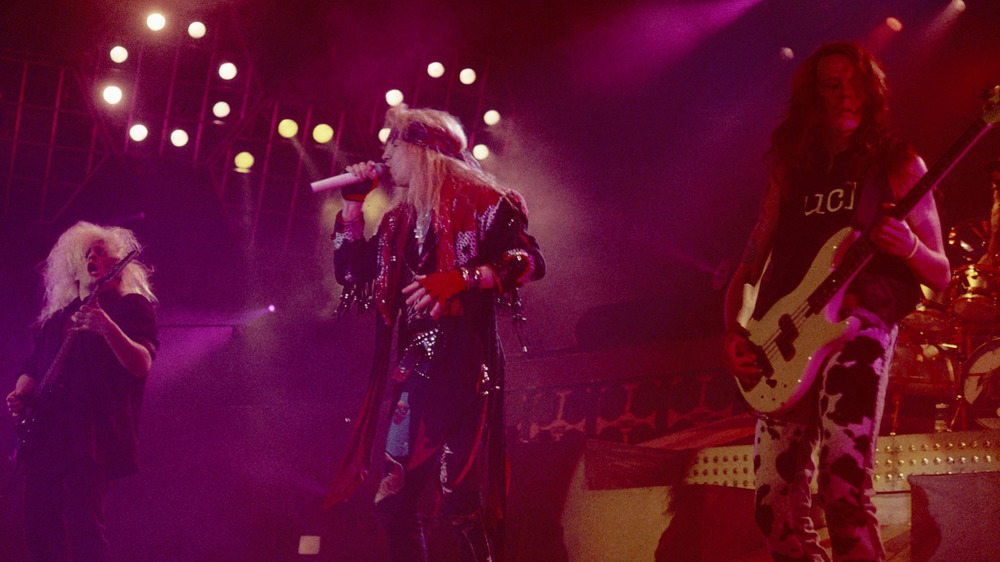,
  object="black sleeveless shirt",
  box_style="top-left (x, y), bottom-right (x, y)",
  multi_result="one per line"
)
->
top-left (753, 150), bottom-right (921, 325)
